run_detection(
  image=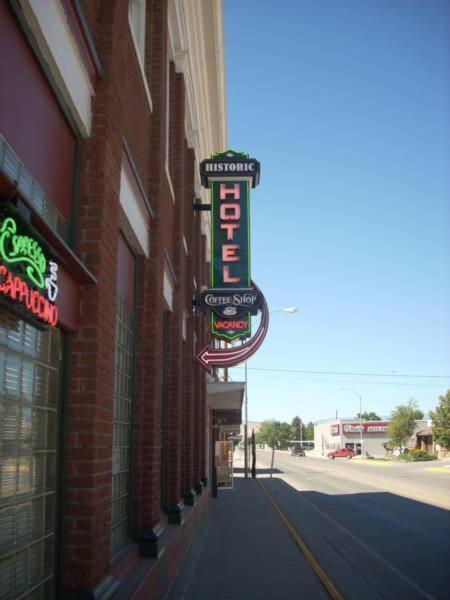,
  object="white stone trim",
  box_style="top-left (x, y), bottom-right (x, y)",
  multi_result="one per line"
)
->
top-left (128, 0), bottom-right (153, 113)
top-left (165, 164), bottom-right (176, 203)
top-left (163, 269), bottom-right (174, 311)
top-left (119, 166), bottom-right (149, 257)
top-left (167, 0), bottom-right (226, 278)
top-left (182, 309), bottom-right (188, 341)
top-left (18, 0), bottom-right (93, 136)
top-left (164, 51), bottom-right (176, 204)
